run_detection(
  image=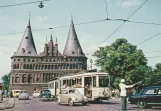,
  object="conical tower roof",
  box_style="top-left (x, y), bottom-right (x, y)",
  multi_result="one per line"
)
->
top-left (63, 20), bottom-right (85, 57)
top-left (14, 19), bottom-right (38, 56)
